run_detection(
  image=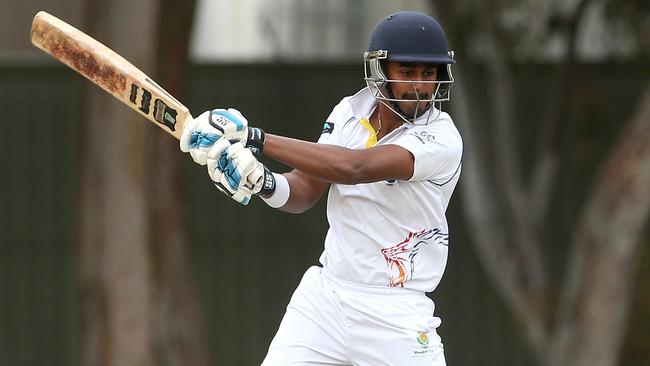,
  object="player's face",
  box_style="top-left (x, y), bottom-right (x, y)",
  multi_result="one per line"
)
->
top-left (385, 61), bottom-right (438, 118)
